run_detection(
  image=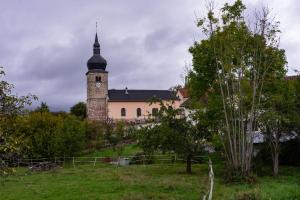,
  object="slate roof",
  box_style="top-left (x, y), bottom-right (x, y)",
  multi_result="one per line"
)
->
top-left (108, 89), bottom-right (179, 102)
